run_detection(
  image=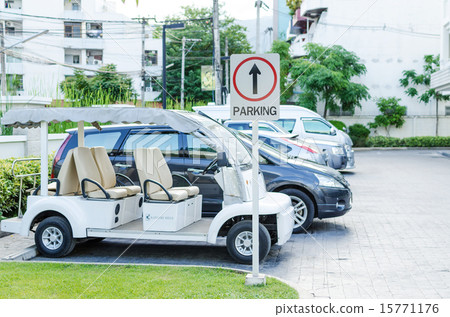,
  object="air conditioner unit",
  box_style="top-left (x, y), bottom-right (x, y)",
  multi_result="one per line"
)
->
top-left (145, 87), bottom-right (152, 92)
top-left (6, 21), bottom-right (15, 28)
top-left (93, 60), bottom-right (101, 65)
